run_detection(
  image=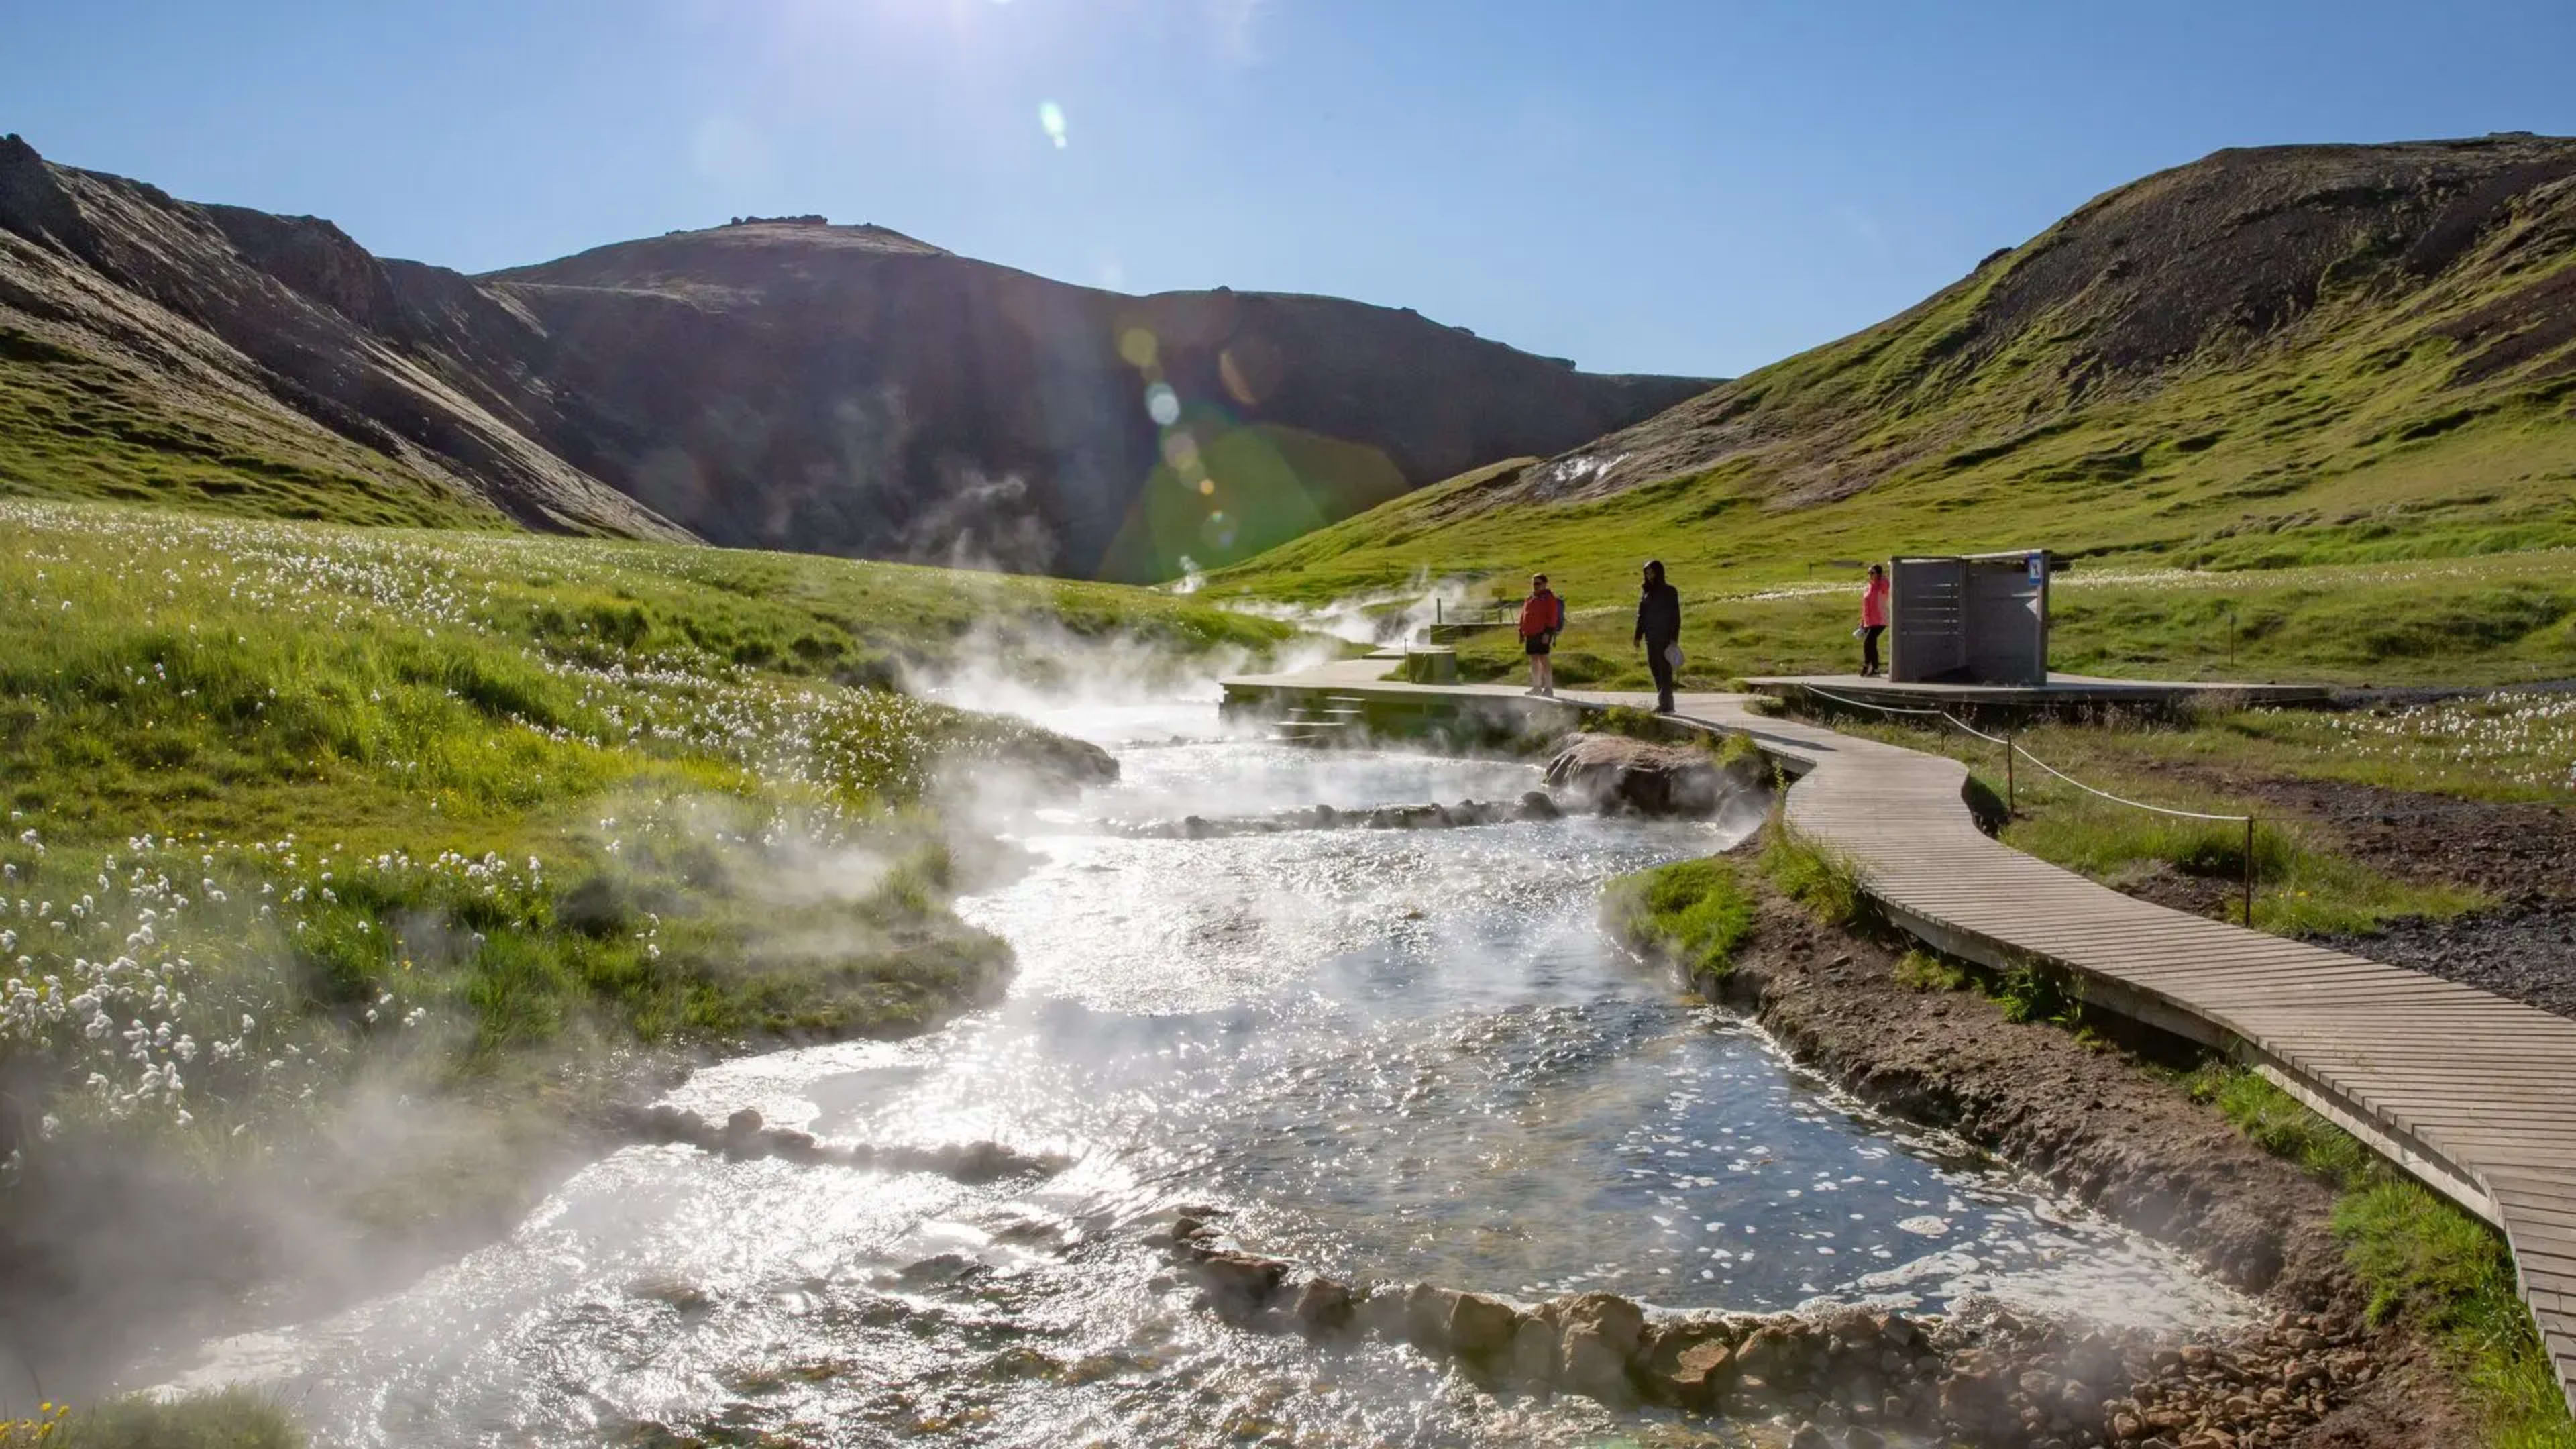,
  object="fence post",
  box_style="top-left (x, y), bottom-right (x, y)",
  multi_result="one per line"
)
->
top-left (1435, 598), bottom-right (1442, 626)
top-left (2005, 724), bottom-right (2016, 816)
top-left (2243, 816), bottom-right (2256, 926)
